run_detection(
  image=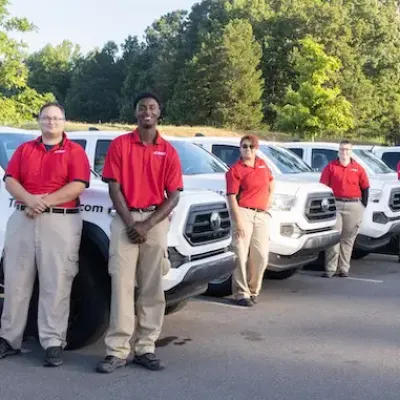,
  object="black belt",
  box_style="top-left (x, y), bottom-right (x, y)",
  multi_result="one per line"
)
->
top-left (335, 198), bottom-right (360, 203)
top-left (129, 206), bottom-right (158, 213)
top-left (16, 204), bottom-right (80, 214)
top-left (243, 207), bottom-right (268, 213)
